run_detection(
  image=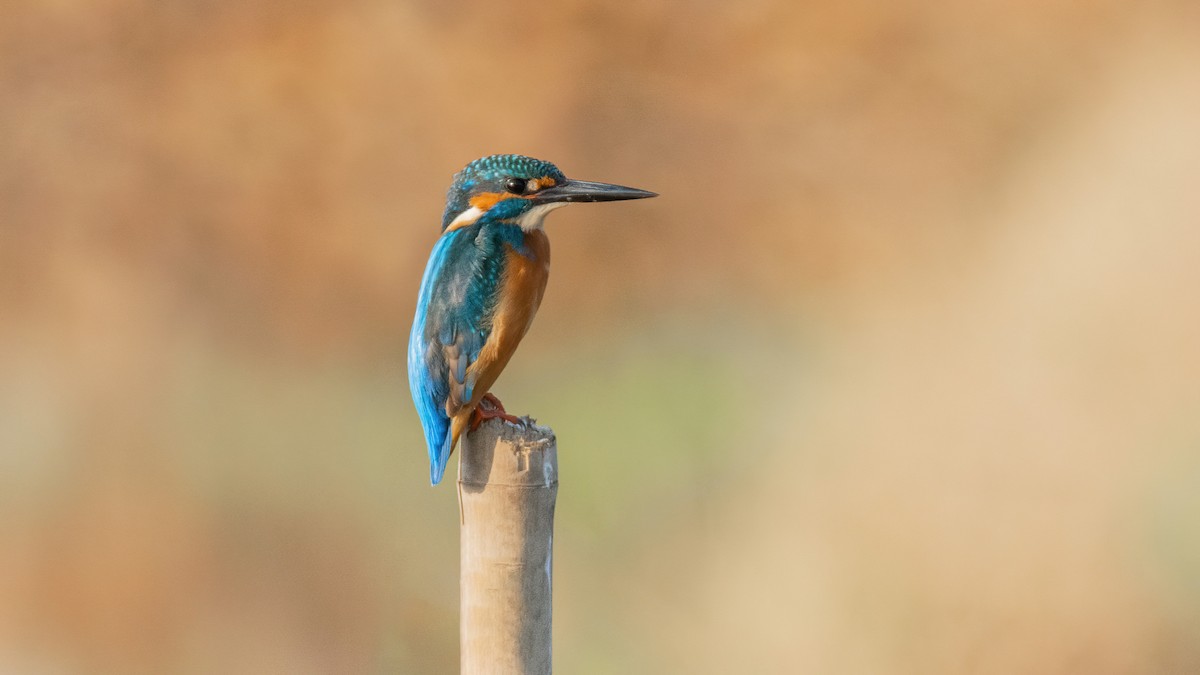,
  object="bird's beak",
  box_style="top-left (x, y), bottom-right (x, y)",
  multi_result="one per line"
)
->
top-left (531, 179), bottom-right (657, 204)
